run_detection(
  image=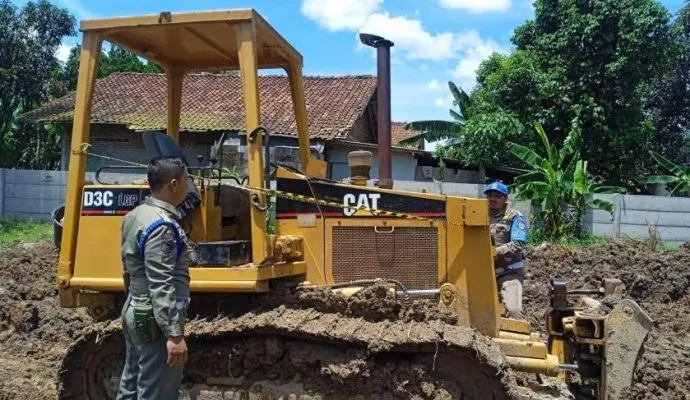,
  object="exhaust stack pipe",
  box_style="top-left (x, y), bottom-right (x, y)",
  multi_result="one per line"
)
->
top-left (359, 33), bottom-right (394, 189)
